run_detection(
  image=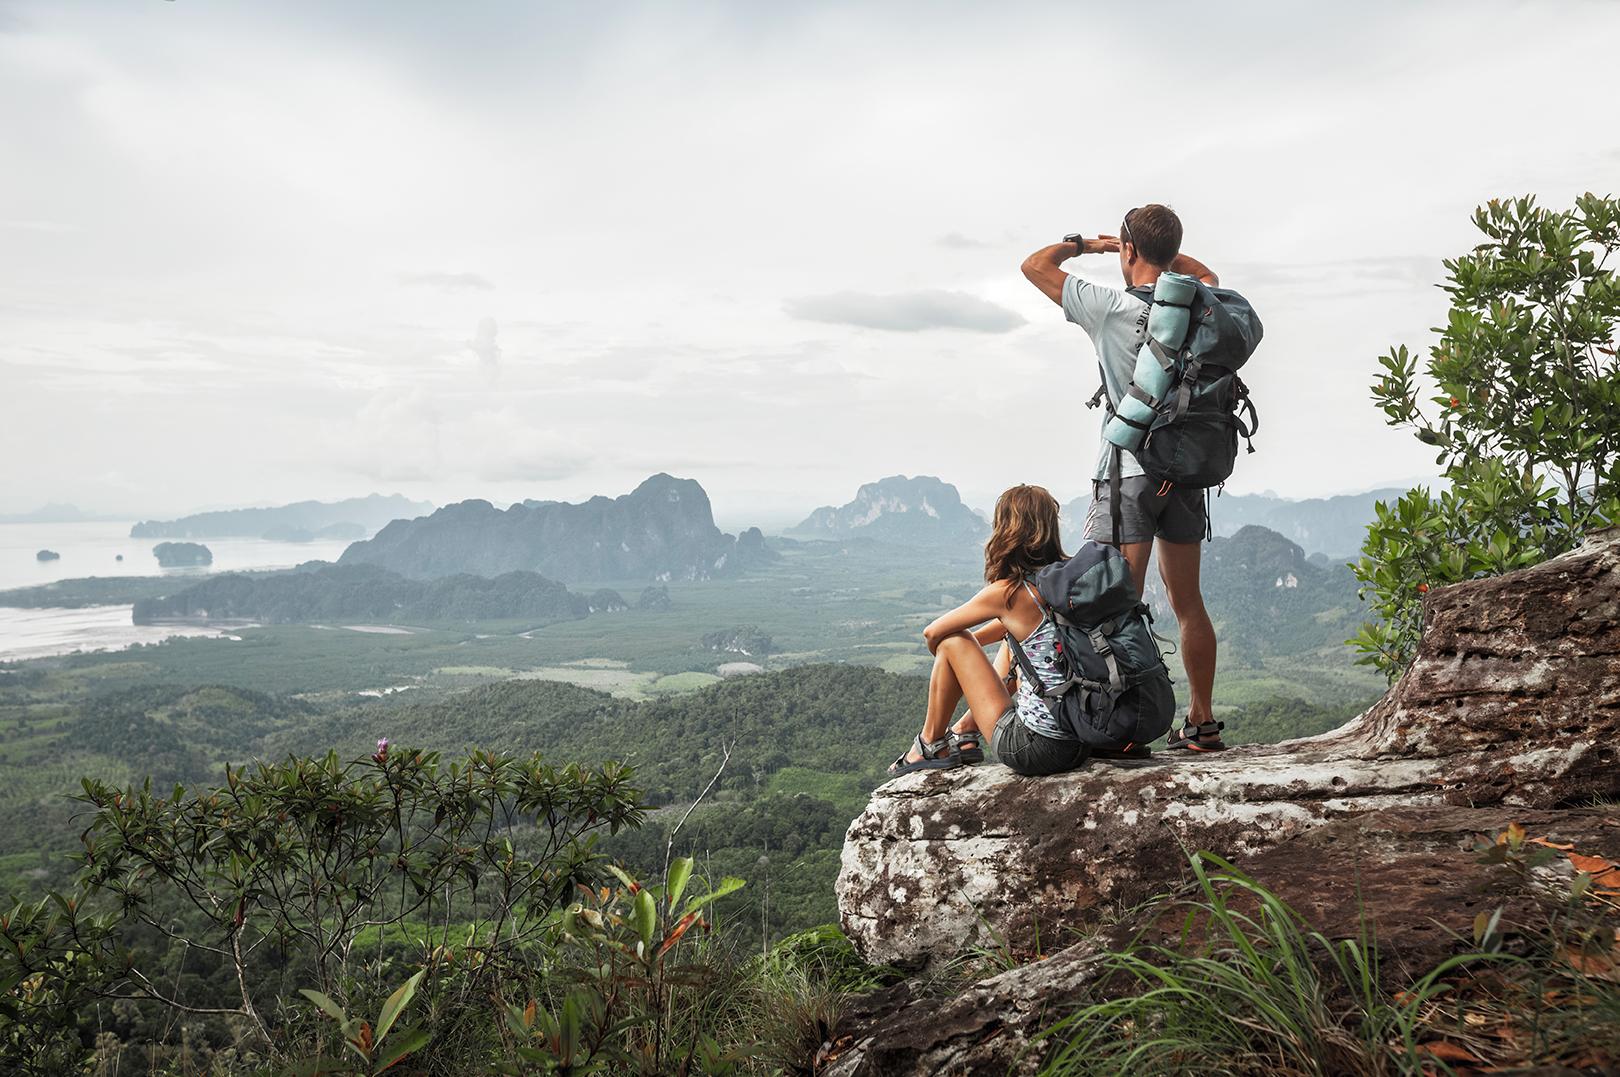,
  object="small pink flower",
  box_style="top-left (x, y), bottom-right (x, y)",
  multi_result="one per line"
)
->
top-left (375, 737), bottom-right (389, 761)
